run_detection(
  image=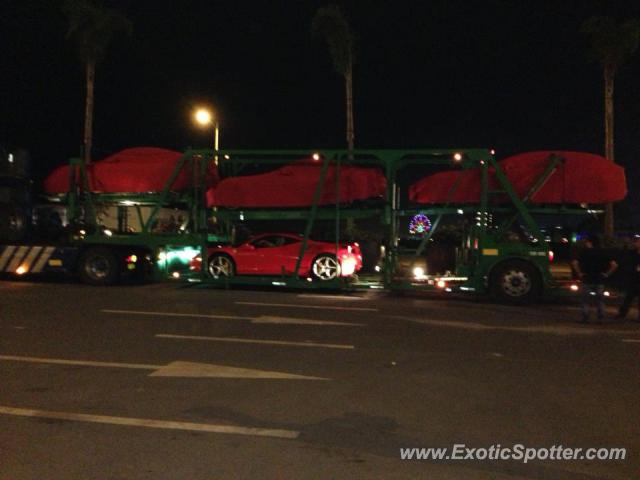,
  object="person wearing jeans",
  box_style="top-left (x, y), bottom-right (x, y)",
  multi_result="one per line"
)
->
top-left (571, 236), bottom-right (618, 324)
top-left (581, 284), bottom-right (605, 322)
